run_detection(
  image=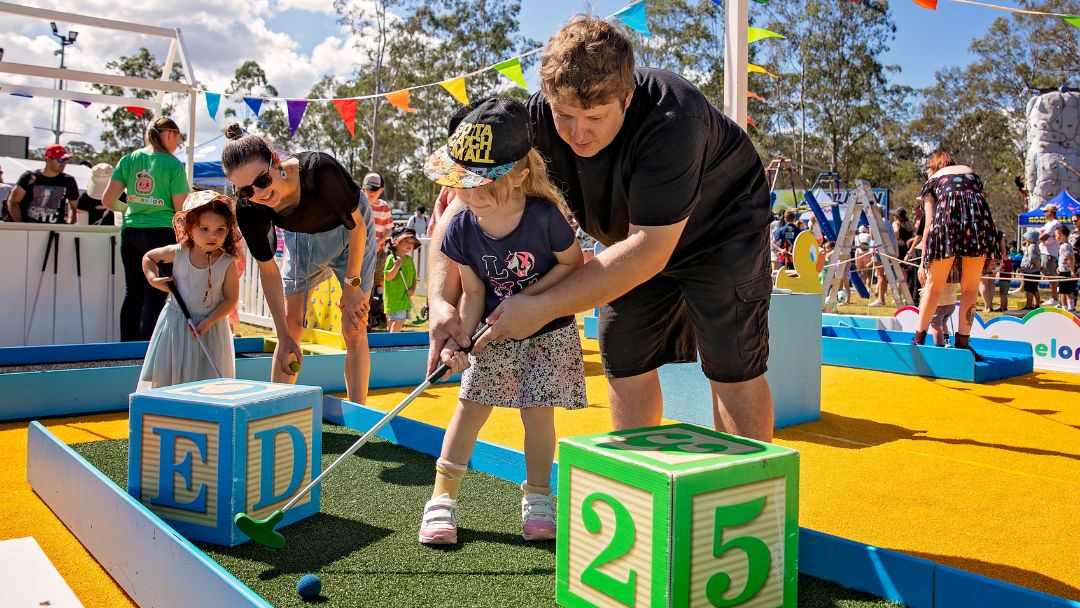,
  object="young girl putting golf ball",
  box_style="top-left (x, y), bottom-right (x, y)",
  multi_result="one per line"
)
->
top-left (139, 191), bottom-right (240, 388)
top-left (419, 96), bottom-right (587, 544)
